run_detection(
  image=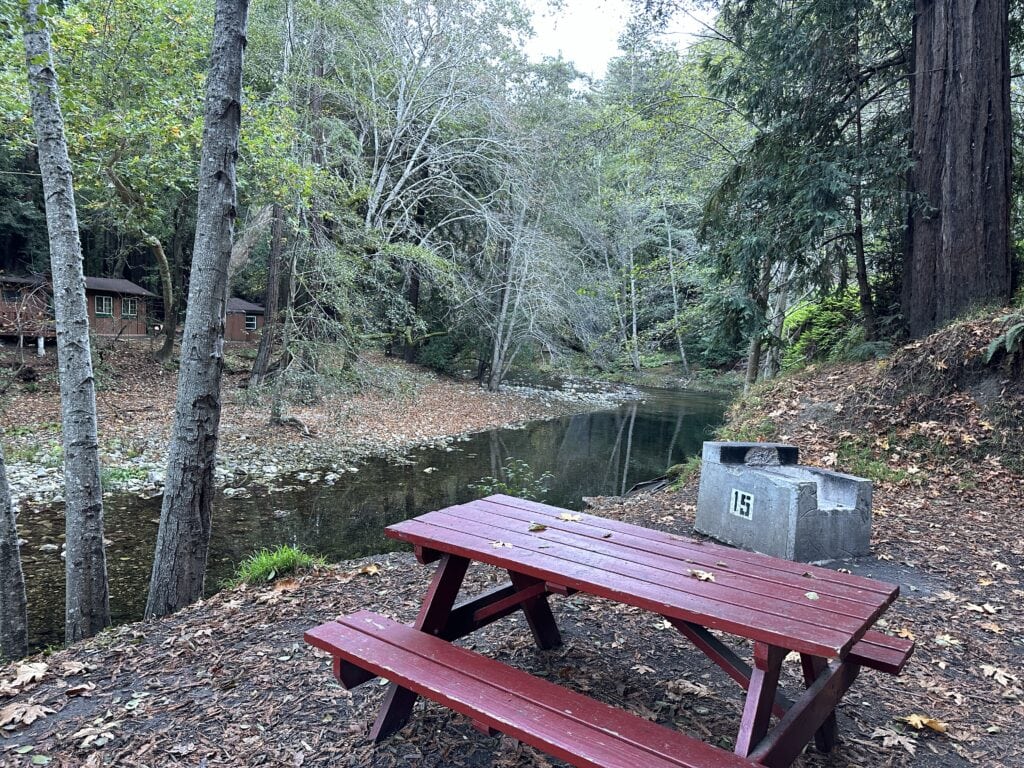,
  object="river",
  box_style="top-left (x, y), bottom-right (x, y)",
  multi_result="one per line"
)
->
top-left (17, 385), bottom-right (727, 649)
